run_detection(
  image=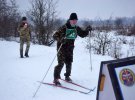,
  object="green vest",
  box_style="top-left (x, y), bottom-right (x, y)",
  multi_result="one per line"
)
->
top-left (65, 28), bottom-right (77, 39)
